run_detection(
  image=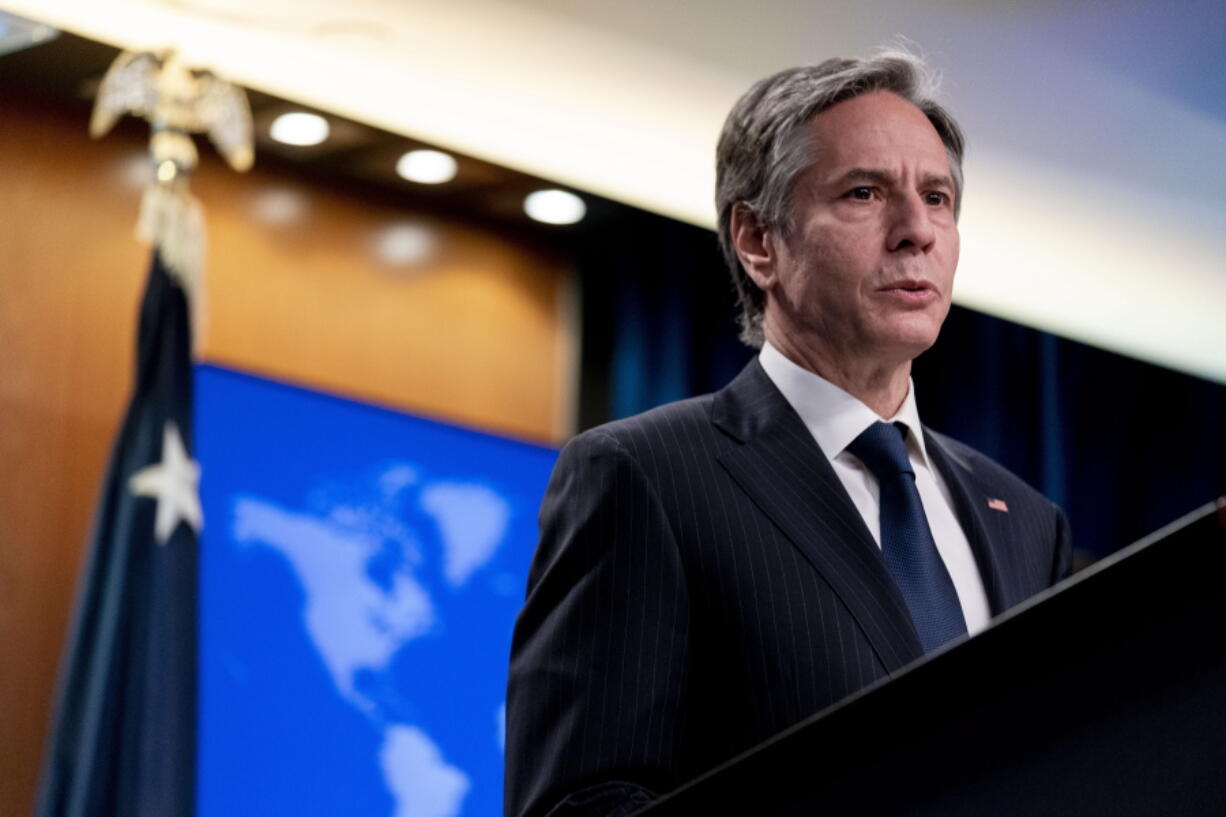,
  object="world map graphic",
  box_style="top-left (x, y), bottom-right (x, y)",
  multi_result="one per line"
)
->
top-left (195, 366), bottom-right (555, 817)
